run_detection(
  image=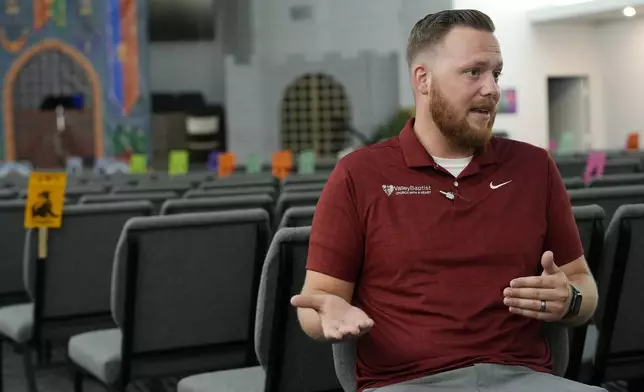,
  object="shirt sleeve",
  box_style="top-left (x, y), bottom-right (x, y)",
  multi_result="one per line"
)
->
top-left (307, 161), bottom-right (365, 283)
top-left (542, 152), bottom-right (584, 267)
